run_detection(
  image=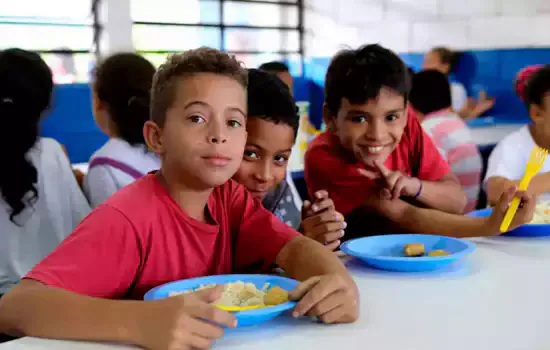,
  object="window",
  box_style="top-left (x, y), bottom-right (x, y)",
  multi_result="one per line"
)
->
top-left (0, 0), bottom-right (98, 83)
top-left (132, 0), bottom-right (303, 70)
